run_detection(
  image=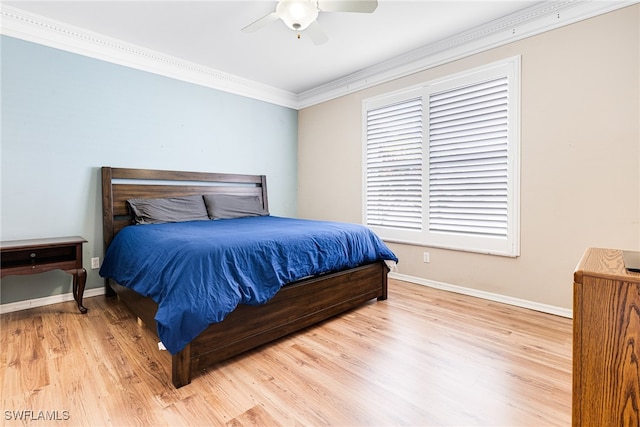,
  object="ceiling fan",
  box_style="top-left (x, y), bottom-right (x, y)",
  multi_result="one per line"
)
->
top-left (241, 0), bottom-right (378, 45)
